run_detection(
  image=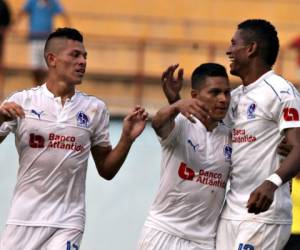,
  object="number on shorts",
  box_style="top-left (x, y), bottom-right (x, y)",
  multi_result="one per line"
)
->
top-left (66, 241), bottom-right (79, 250)
top-left (238, 243), bottom-right (254, 250)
